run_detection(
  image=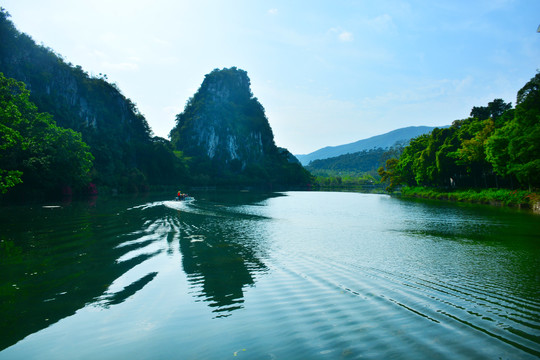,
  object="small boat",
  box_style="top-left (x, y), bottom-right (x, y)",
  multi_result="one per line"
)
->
top-left (175, 193), bottom-right (194, 201)
top-left (175, 196), bottom-right (194, 201)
